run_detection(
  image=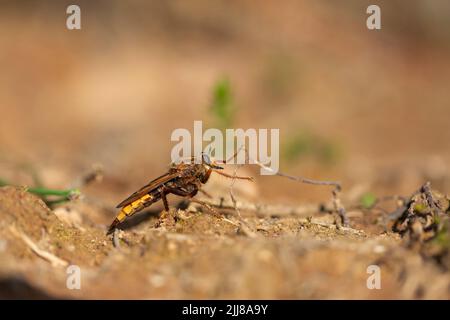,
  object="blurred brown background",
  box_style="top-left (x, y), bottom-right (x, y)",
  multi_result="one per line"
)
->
top-left (1, 0), bottom-right (450, 207)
